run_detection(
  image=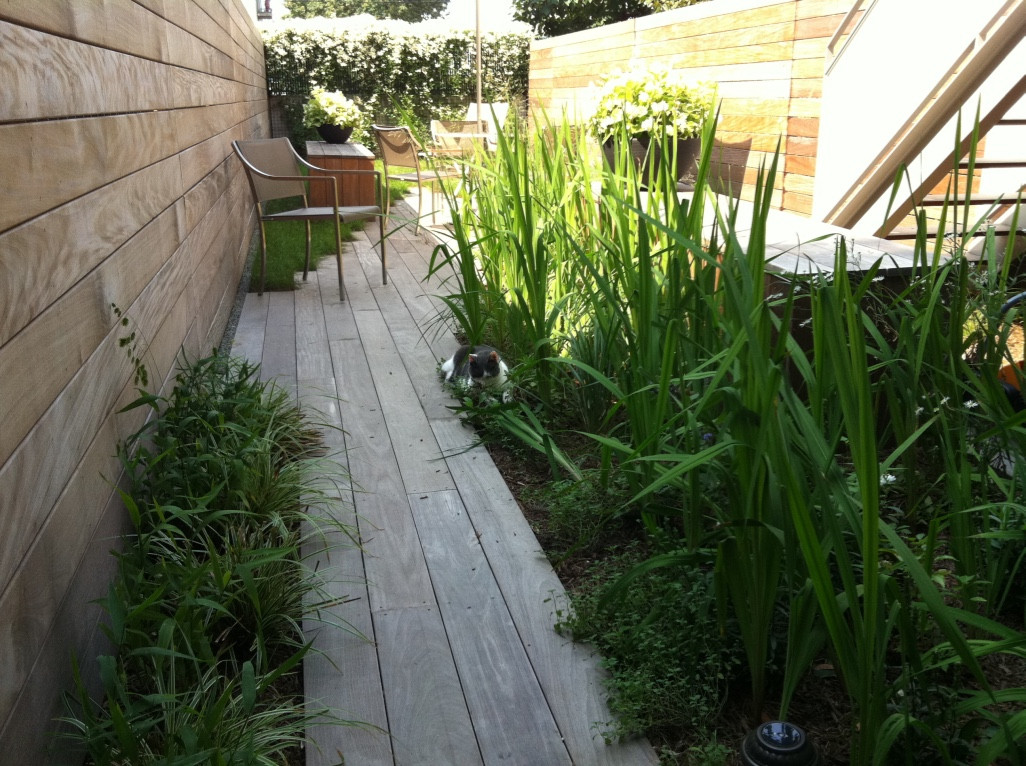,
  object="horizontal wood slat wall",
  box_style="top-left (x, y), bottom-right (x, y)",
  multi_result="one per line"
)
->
top-left (0, 2), bottom-right (267, 762)
top-left (528, 0), bottom-right (854, 214)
